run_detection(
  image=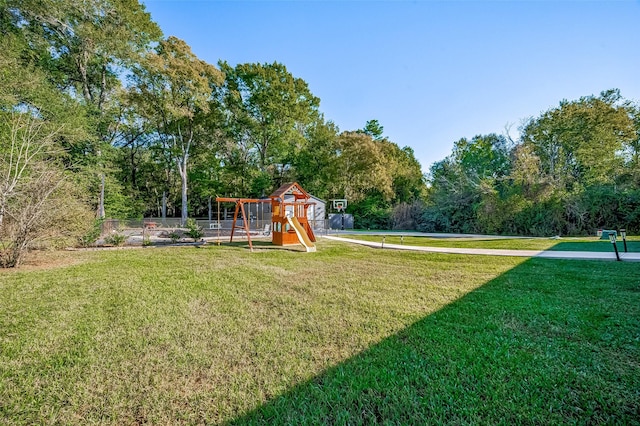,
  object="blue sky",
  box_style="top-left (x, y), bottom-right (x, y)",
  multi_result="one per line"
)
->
top-left (141, 0), bottom-right (640, 172)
